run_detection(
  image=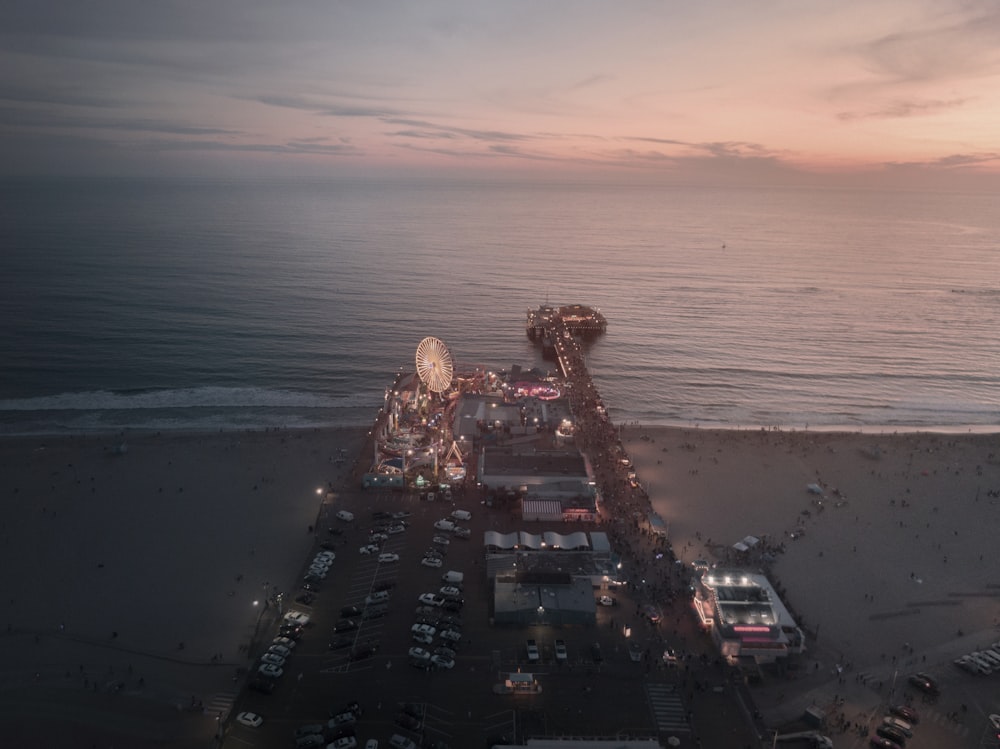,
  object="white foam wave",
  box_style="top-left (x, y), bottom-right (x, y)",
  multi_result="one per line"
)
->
top-left (0, 387), bottom-right (381, 412)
